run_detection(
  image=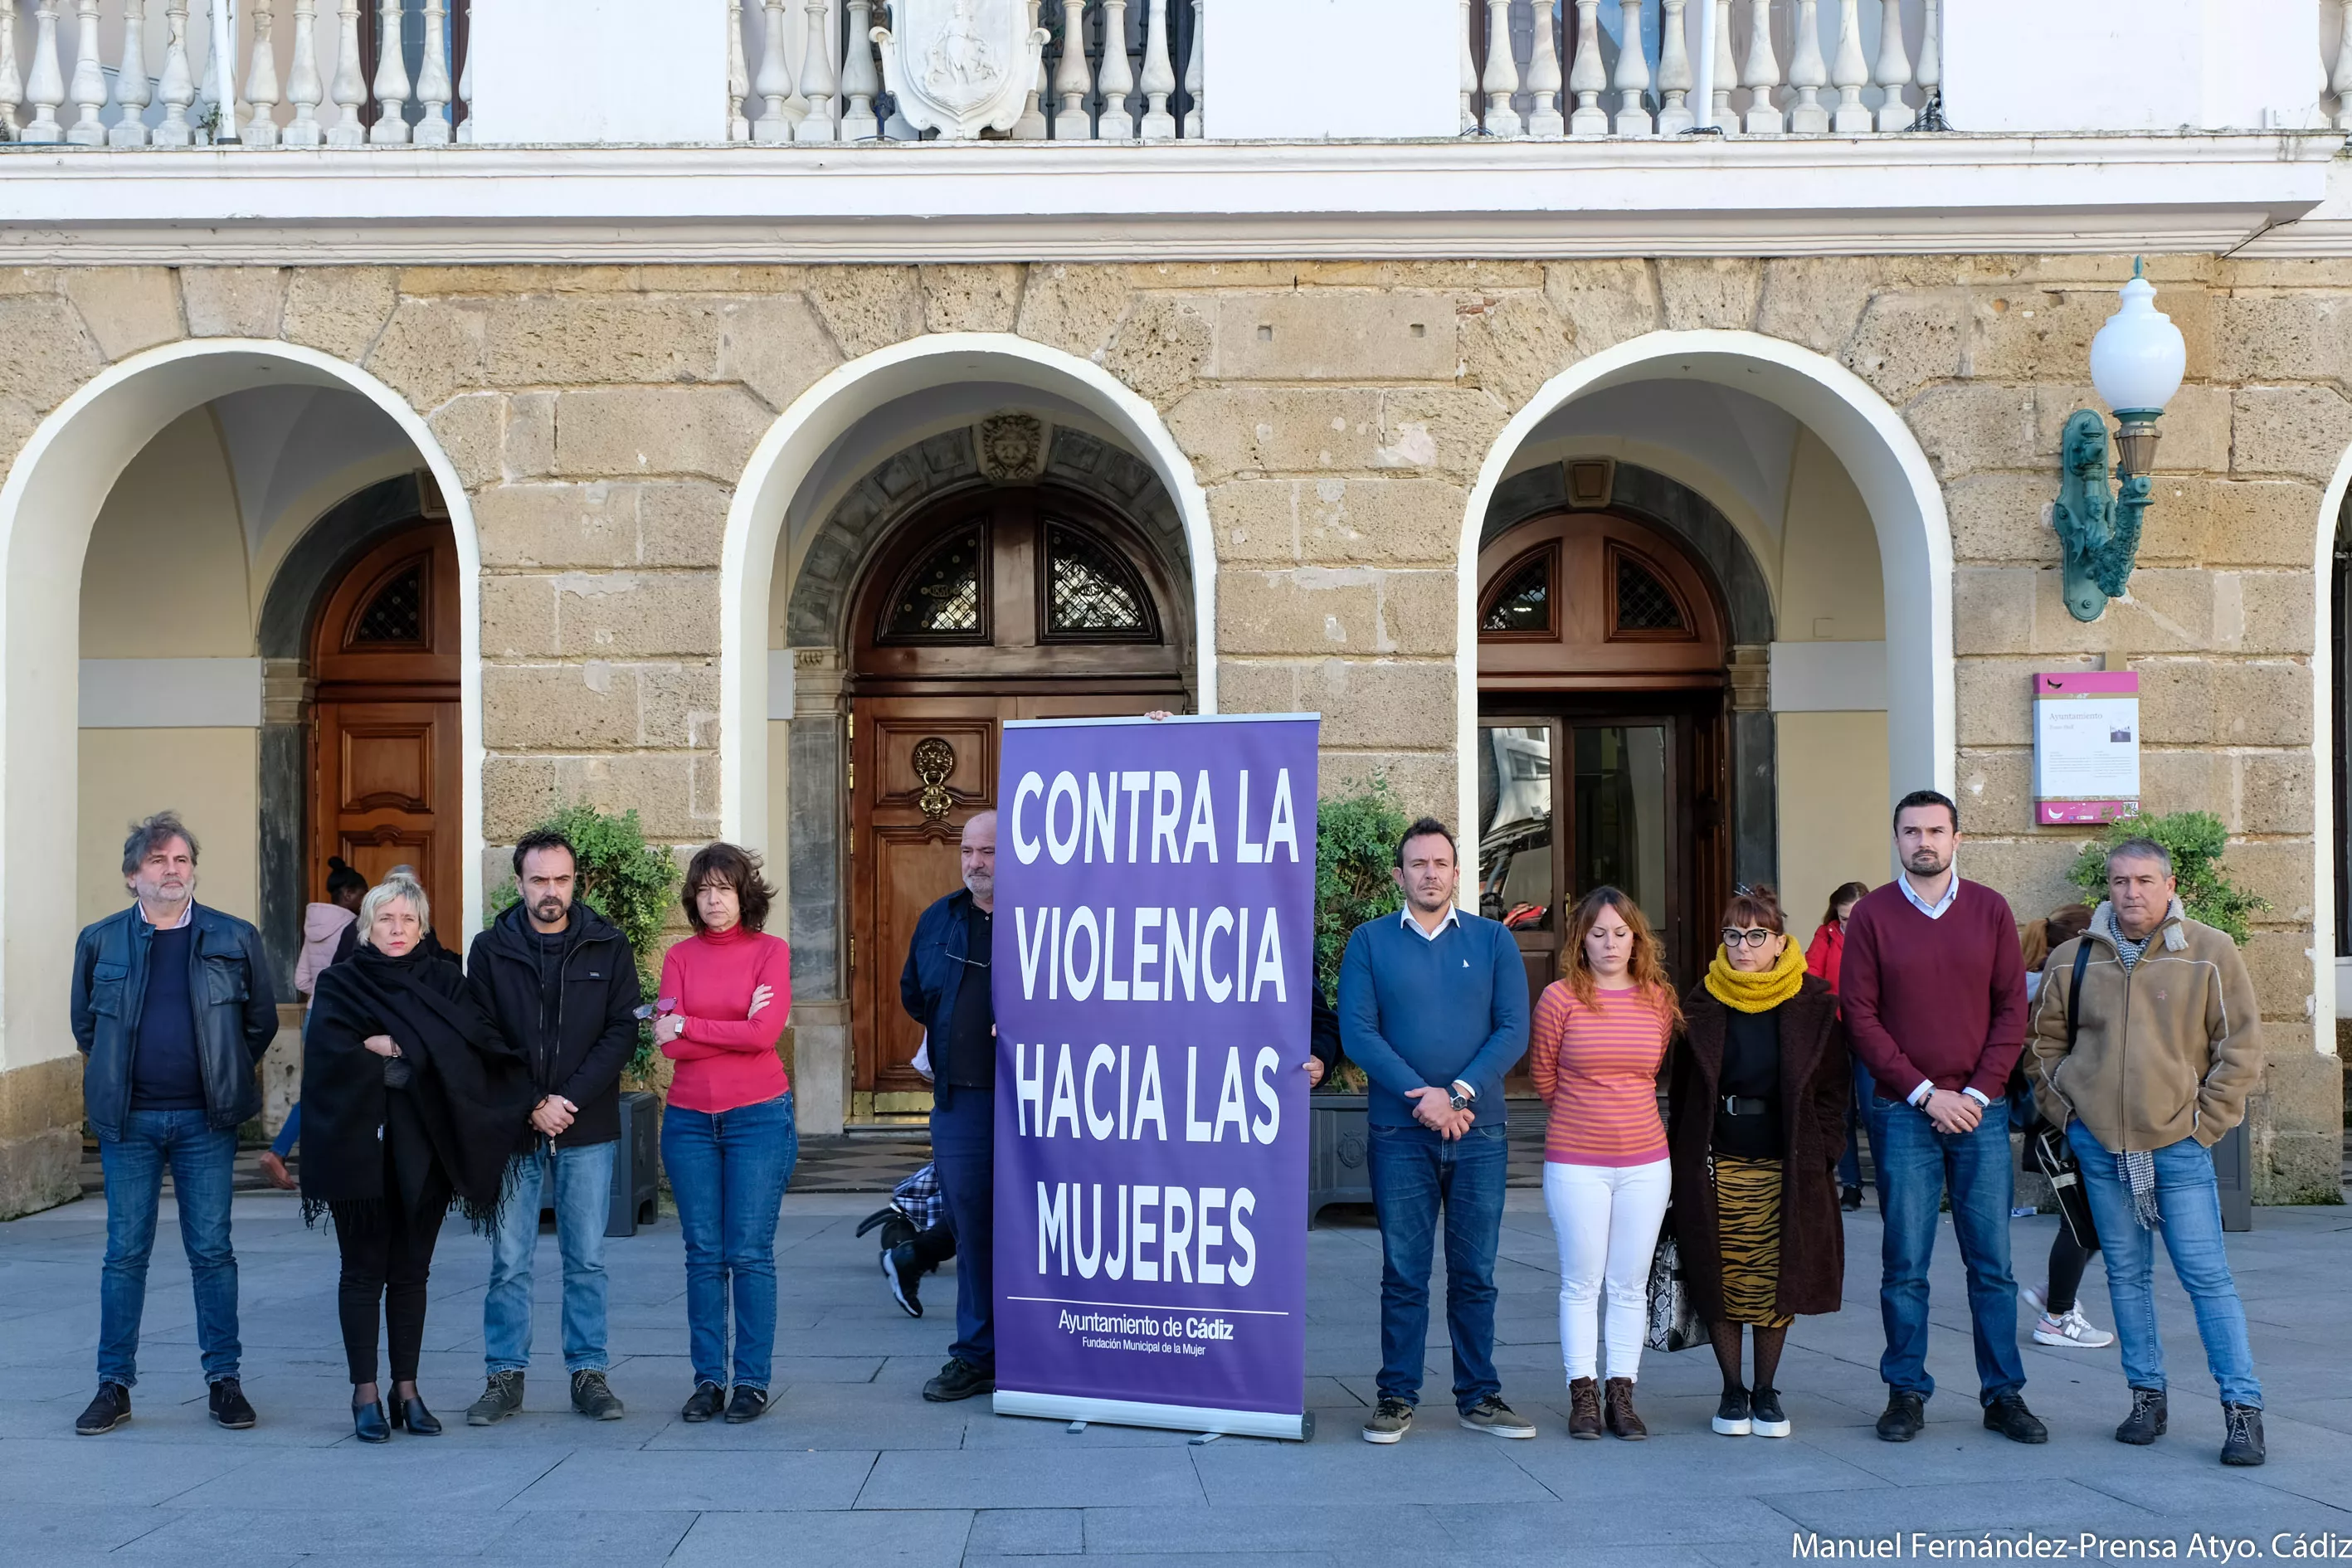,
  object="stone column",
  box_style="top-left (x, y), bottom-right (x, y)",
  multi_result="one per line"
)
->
top-left (257, 657), bottom-right (314, 999)
top-left (786, 647), bottom-right (850, 1134)
top-left (1726, 643), bottom-right (1777, 892)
